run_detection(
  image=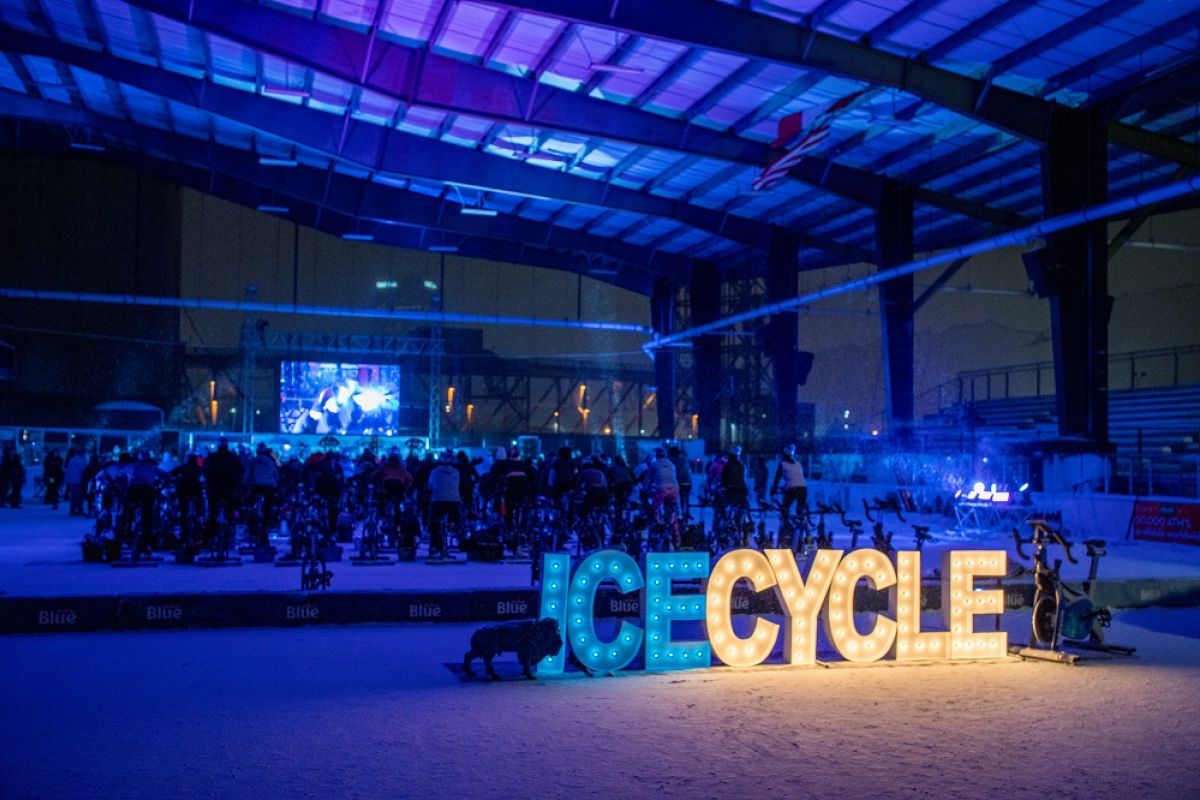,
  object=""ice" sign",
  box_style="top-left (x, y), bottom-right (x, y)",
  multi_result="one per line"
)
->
top-left (537, 548), bottom-right (1006, 674)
